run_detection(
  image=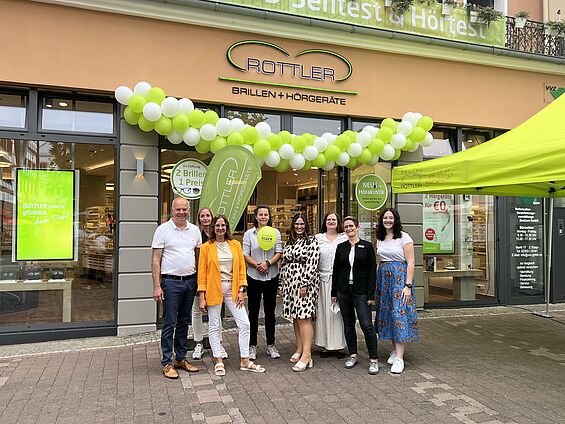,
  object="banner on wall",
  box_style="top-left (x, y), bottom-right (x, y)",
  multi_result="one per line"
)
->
top-left (199, 146), bottom-right (262, 228)
top-left (14, 169), bottom-right (78, 261)
top-left (423, 194), bottom-right (454, 254)
top-left (355, 174), bottom-right (388, 211)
